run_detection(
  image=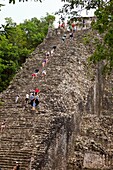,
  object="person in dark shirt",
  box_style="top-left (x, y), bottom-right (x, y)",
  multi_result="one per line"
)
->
top-left (52, 45), bottom-right (57, 50)
top-left (1, 120), bottom-right (6, 133)
top-left (13, 162), bottom-right (20, 170)
top-left (32, 69), bottom-right (40, 80)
